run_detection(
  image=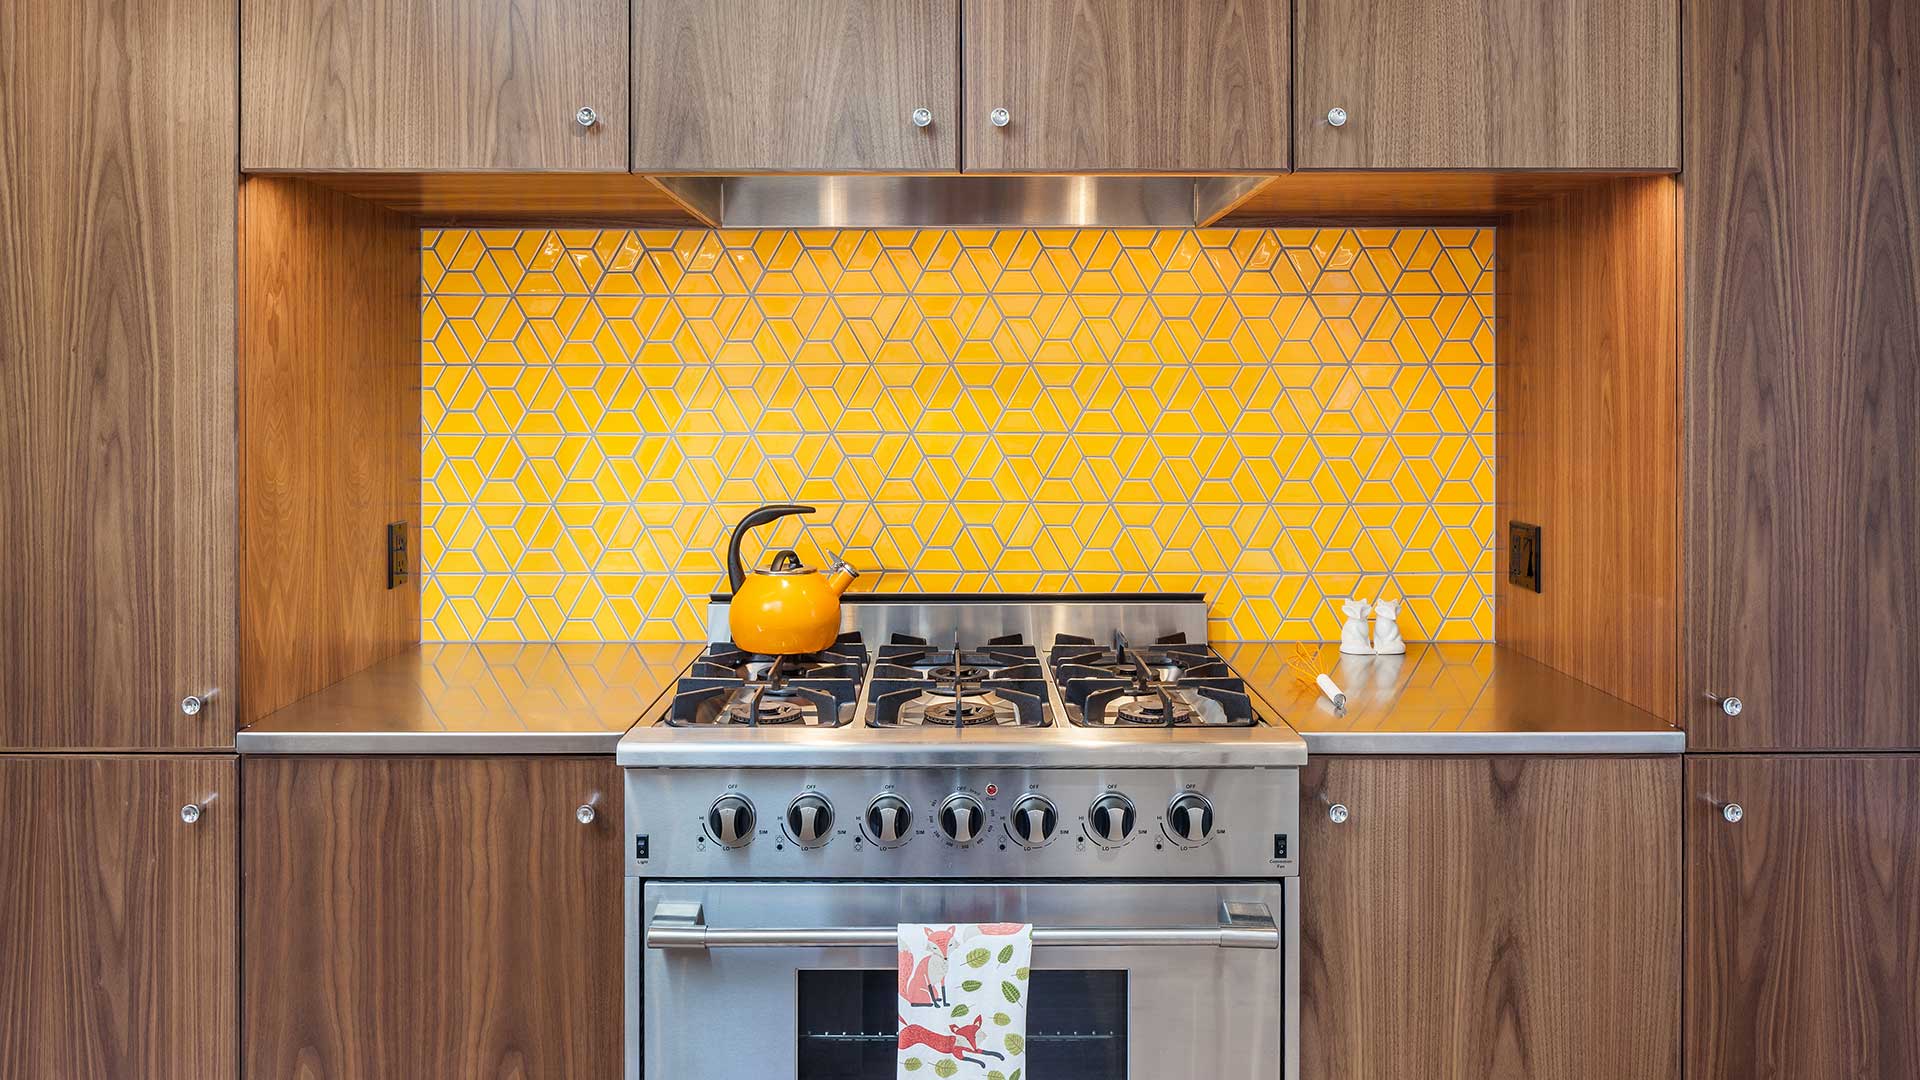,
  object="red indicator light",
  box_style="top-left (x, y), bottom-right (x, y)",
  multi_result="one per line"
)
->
top-left (984, 784), bottom-right (998, 797)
